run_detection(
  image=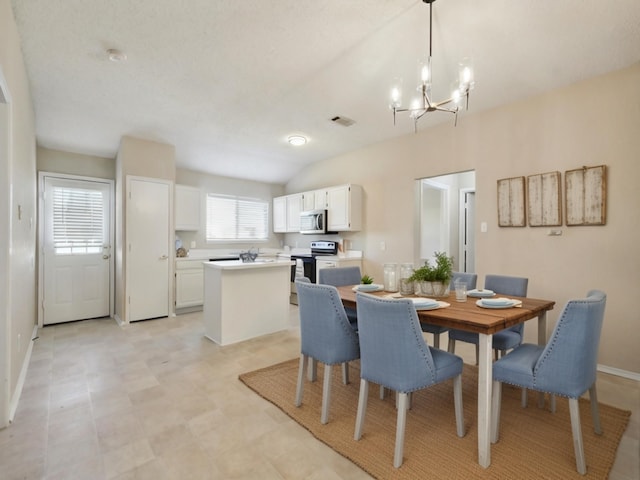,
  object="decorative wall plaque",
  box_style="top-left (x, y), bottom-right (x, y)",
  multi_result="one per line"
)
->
top-left (565, 165), bottom-right (607, 226)
top-left (527, 171), bottom-right (562, 227)
top-left (497, 176), bottom-right (526, 227)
